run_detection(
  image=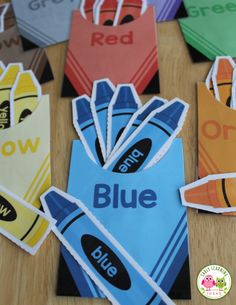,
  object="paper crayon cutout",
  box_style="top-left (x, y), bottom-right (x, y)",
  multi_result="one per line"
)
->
top-left (91, 79), bottom-right (115, 161)
top-left (95, 0), bottom-right (118, 25)
top-left (106, 84), bottom-right (142, 157)
top-left (180, 173), bottom-right (236, 213)
top-left (104, 99), bottom-right (189, 172)
top-left (0, 61), bottom-right (5, 75)
top-left (205, 65), bottom-right (214, 95)
top-left (41, 187), bottom-right (174, 305)
top-left (73, 95), bottom-right (104, 165)
top-left (212, 56), bottom-right (235, 107)
top-left (62, 6), bottom-right (160, 97)
top-left (0, 184), bottom-right (53, 254)
top-left (109, 97), bottom-right (166, 158)
top-left (204, 56), bottom-right (236, 109)
top-left (179, 0), bottom-right (236, 62)
top-left (81, 0), bottom-right (95, 21)
top-left (113, 0), bottom-right (147, 25)
top-left (0, 63), bottom-right (23, 129)
top-left (10, 70), bottom-right (41, 126)
top-left (148, 0), bottom-right (188, 22)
